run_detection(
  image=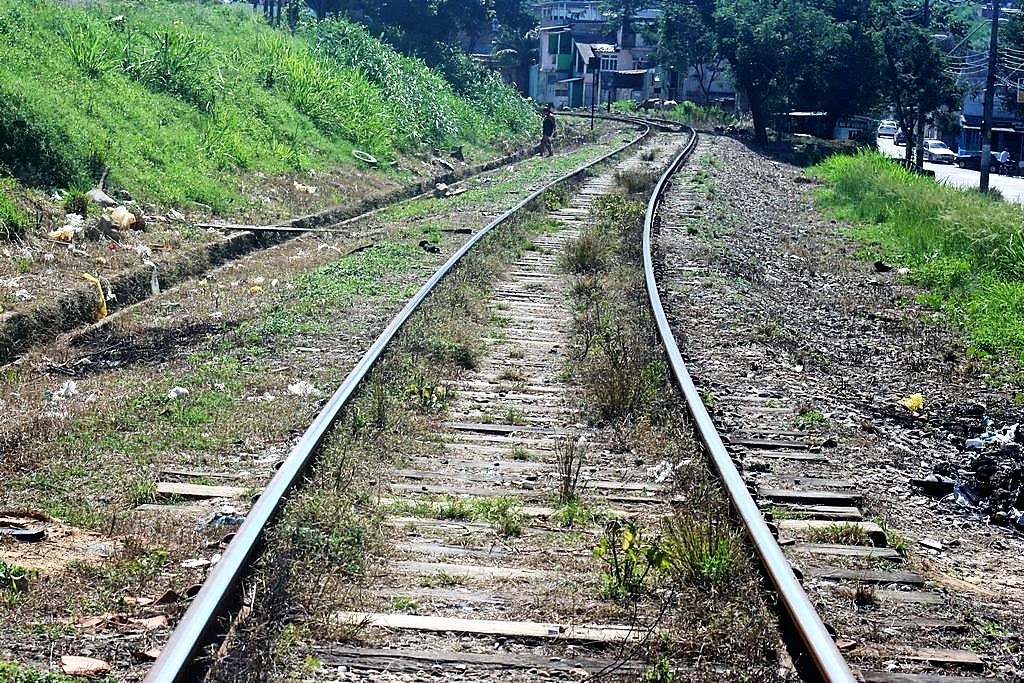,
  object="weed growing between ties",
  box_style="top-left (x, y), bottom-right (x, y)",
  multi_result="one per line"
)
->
top-left (210, 196), bottom-right (571, 679)
top-left (813, 150), bottom-right (1024, 364)
top-left (560, 179), bottom-right (781, 676)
